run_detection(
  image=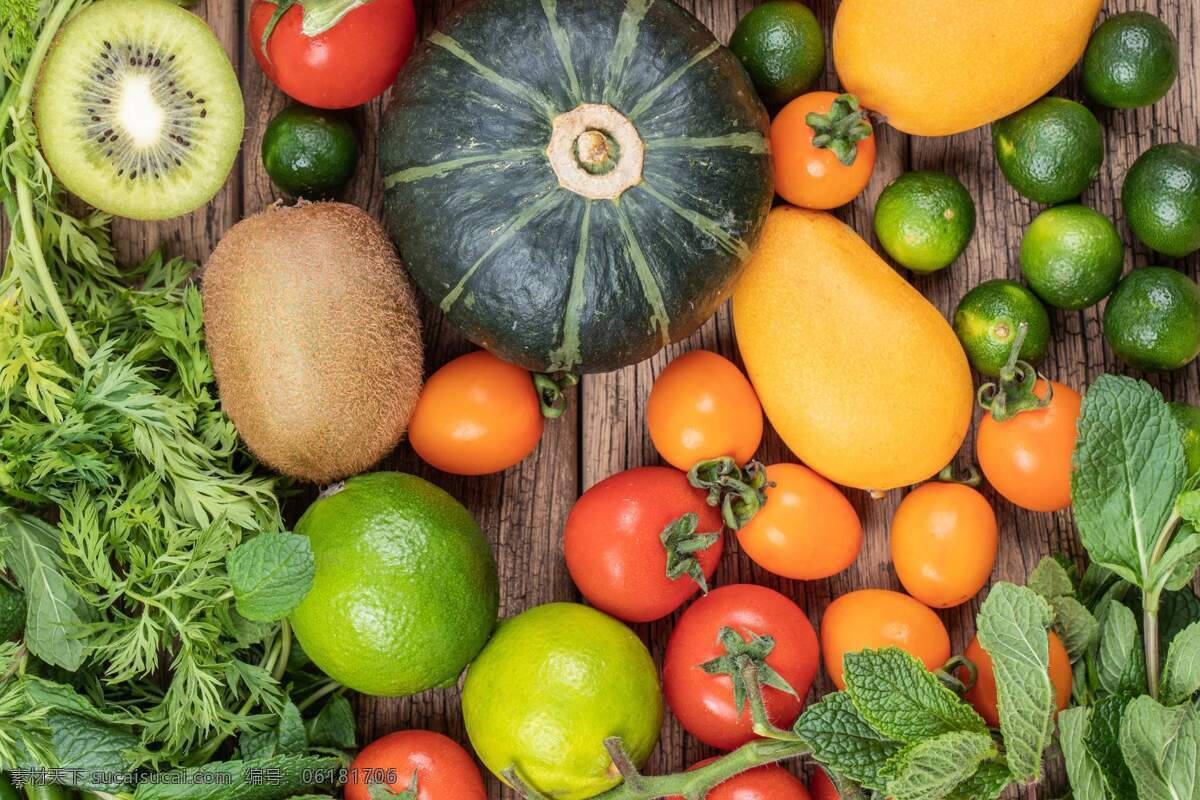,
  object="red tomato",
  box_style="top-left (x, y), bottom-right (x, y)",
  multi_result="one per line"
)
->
top-left (345, 730), bottom-right (485, 800)
top-left (564, 467), bottom-right (724, 623)
top-left (961, 633), bottom-right (1072, 727)
top-left (821, 589), bottom-right (950, 690)
top-left (771, 92), bottom-right (877, 209)
top-left (409, 351), bottom-right (544, 475)
top-left (737, 463), bottom-right (862, 580)
top-left (664, 584), bottom-right (819, 751)
top-left (249, 0), bottom-right (417, 109)
top-left (977, 379), bottom-right (1081, 512)
top-left (809, 769), bottom-right (842, 800)
top-left (648, 350), bottom-right (764, 472)
top-left (669, 758), bottom-right (811, 800)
